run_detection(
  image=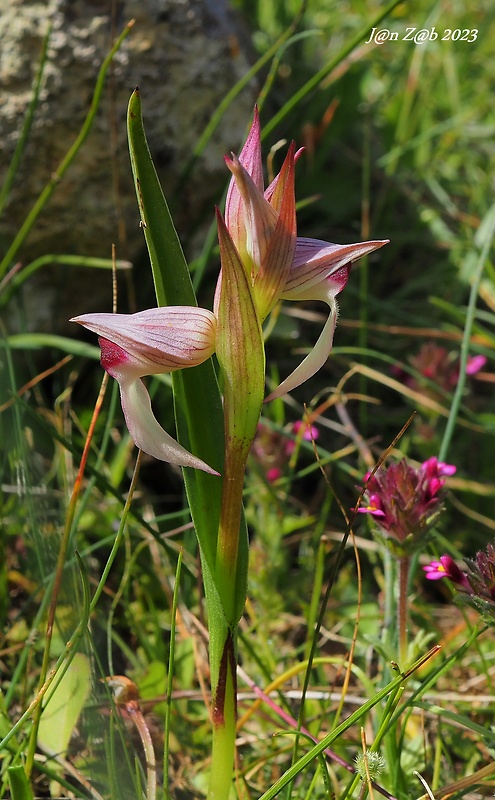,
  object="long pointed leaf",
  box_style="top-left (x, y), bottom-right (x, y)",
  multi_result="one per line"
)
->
top-left (126, 87), bottom-right (225, 575)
